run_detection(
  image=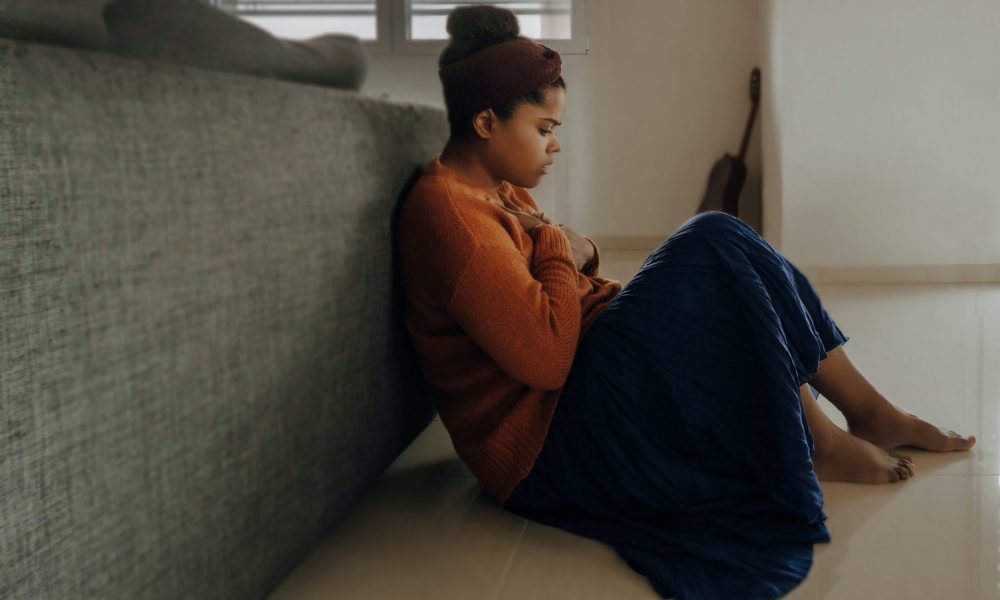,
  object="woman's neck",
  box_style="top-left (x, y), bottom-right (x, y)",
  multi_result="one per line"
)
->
top-left (440, 141), bottom-right (503, 192)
